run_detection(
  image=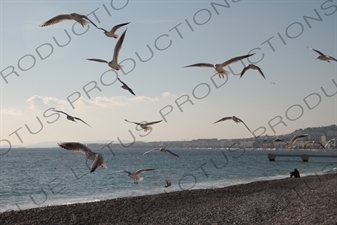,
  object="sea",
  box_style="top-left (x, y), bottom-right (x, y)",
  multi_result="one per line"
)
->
top-left (0, 147), bottom-right (337, 213)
